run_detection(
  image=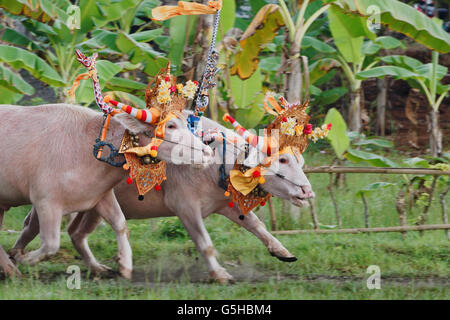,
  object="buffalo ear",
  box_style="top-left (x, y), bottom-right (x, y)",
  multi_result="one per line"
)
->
top-left (114, 113), bottom-right (153, 135)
